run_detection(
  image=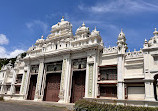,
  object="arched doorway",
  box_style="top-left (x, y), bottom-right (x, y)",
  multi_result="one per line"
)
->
top-left (153, 74), bottom-right (158, 101)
